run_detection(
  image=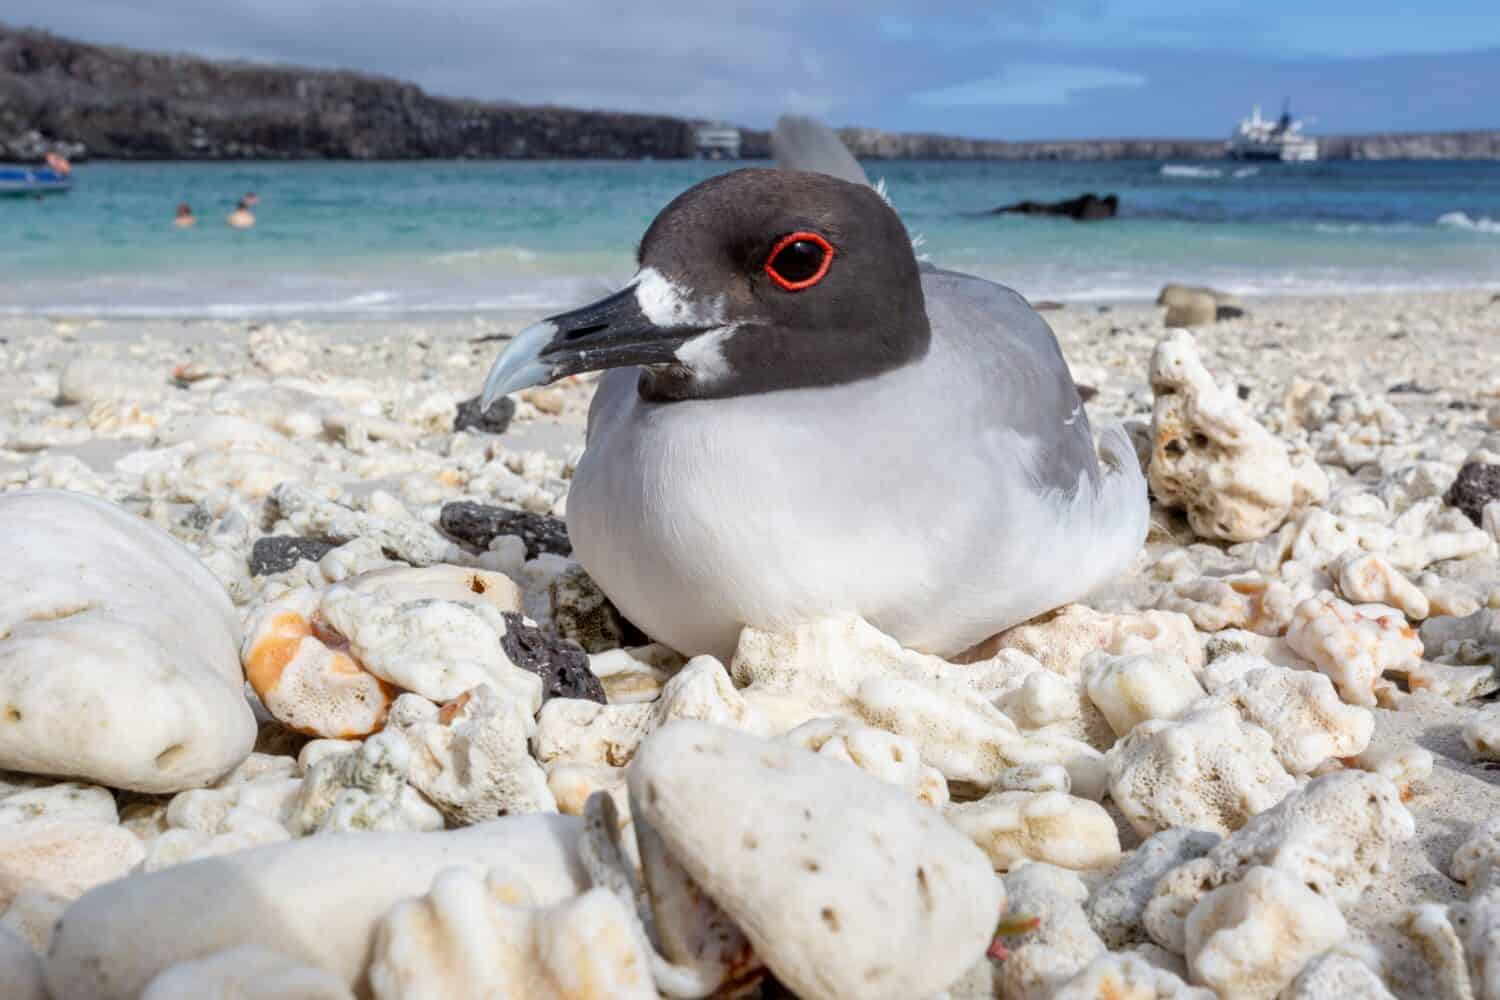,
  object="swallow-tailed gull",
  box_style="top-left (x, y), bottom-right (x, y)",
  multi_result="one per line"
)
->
top-left (481, 120), bottom-right (1148, 661)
